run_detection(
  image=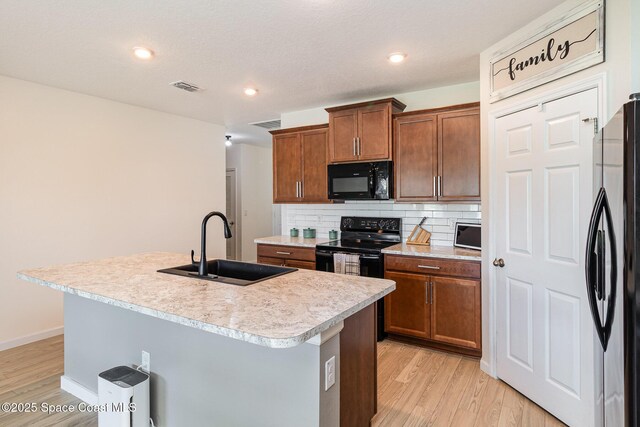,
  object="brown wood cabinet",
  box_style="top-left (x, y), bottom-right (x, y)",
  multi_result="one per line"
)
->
top-left (270, 124), bottom-right (329, 203)
top-left (256, 244), bottom-right (316, 270)
top-left (393, 103), bottom-right (480, 202)
top-left (384, 254), bottom-right (481, 355)
top-left (326, 98), bottom-right (406, 163)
